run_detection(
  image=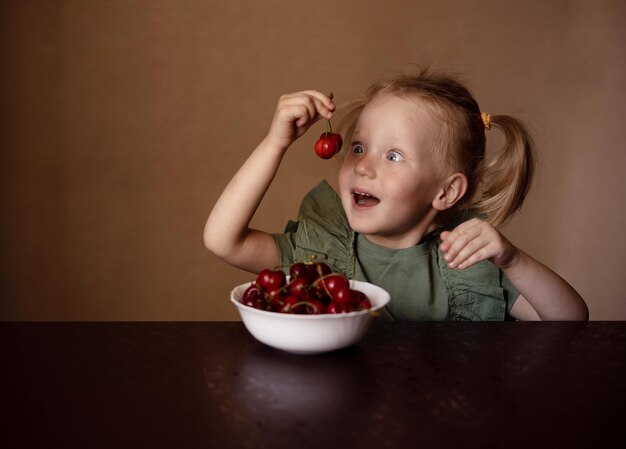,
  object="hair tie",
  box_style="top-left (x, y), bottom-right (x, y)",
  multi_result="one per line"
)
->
top-left (481, 112), bottom-right (492, 130)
